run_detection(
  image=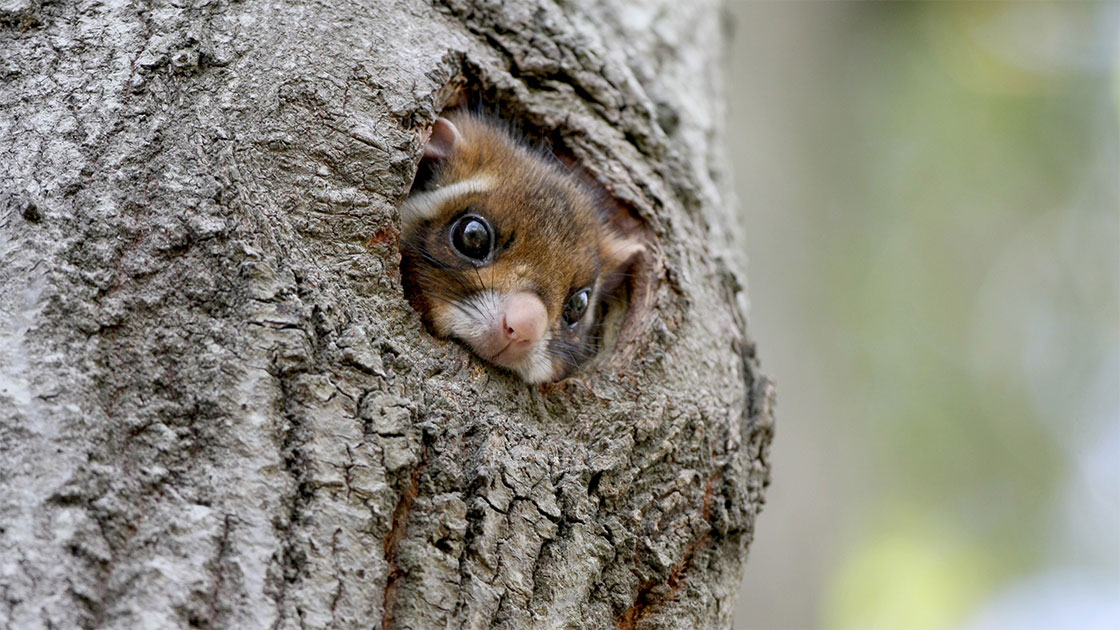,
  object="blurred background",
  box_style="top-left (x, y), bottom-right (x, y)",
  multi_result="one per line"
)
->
top-left (725, 2), bottom-right (1119, 629)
